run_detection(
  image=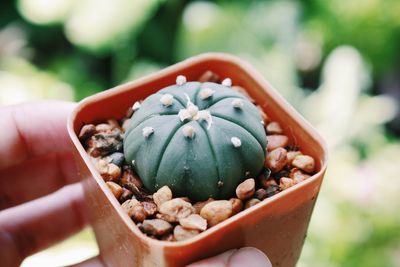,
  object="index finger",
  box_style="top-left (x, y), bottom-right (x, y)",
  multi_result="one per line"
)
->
top-left (0, 101), bottom-right (76, 171)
